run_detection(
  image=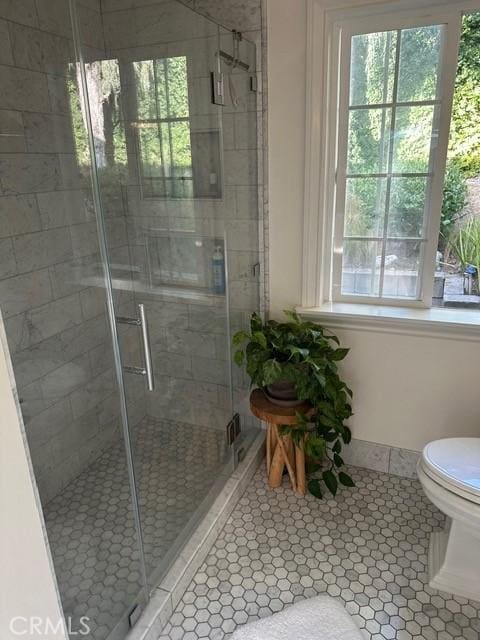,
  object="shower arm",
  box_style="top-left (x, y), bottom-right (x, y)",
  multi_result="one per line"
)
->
top-left (116, 303), bottom-right (155, 392)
